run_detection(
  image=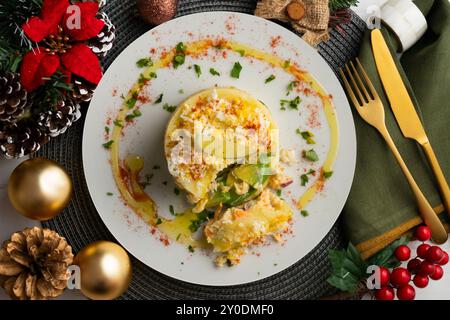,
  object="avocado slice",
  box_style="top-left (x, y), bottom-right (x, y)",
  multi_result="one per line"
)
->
top-left (232, 164), bottom-right (263, 187)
